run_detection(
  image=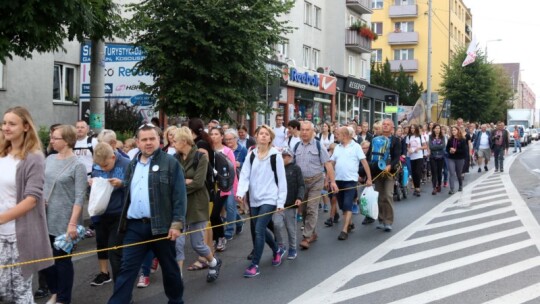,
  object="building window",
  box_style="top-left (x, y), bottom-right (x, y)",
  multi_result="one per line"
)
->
top-left (0, 63), bottom-right (4, 89)
top-left (312, 49), bottom-right (320, 70)
top-left (394, 49), bottom-right (414, 60)
top-left (372, 49), bottom-right (382, 63)
top-left (53, 63), bottom-right (77, 102)
top-left (348, 56), bottom-right (355, 75)
top-left (372, 22), bottom-right (383, 35)
top-left (371, 0), bottom-right (383, 9)
top-left (395, 21), bottom-right (414, 32)
top-left (349, 15), bottom-right (356, 27)
top-left (303, 45), bottom-right (311, 68)
top-left (276, 39), bottom-right (289, 60)
top-left (314, 6), bottom-right (322, 29)
top-left (361, 59), bottom-right (368, 79)
top-left (304, 1), bottom-right (312, 26)
top-left (399, 0), bottom-right (415, 5)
